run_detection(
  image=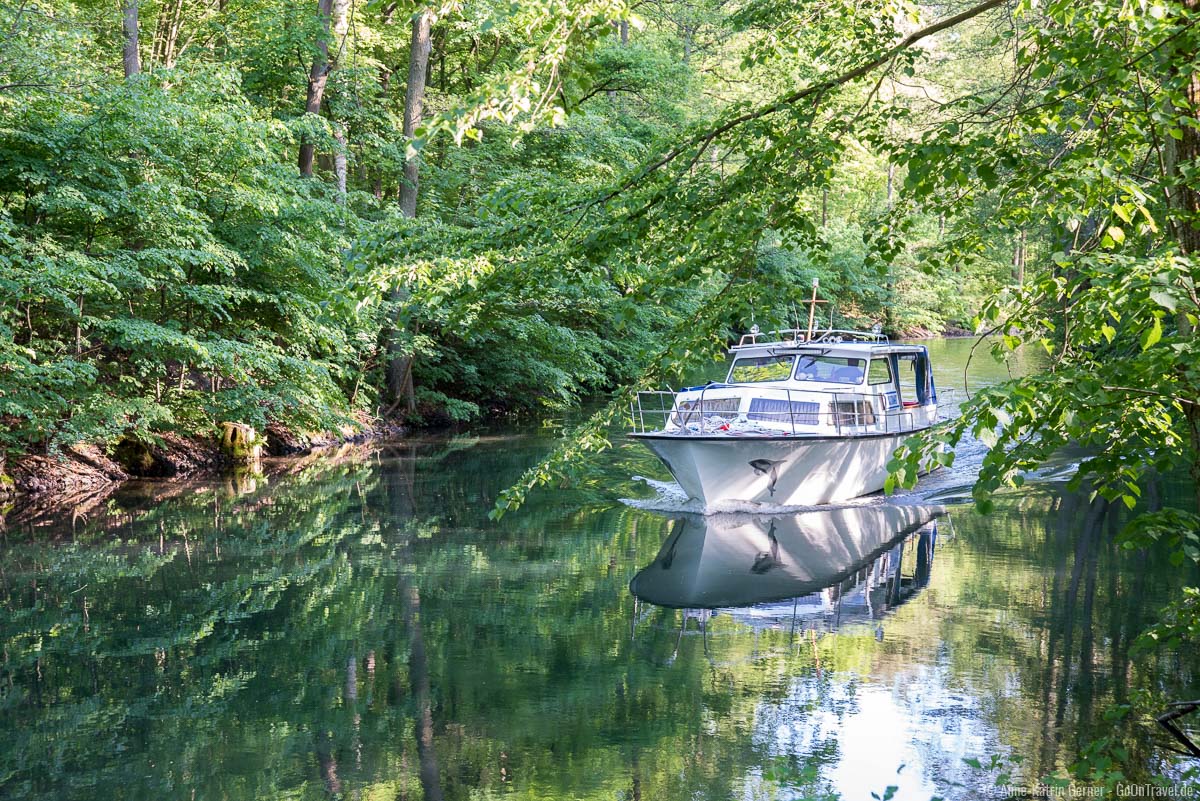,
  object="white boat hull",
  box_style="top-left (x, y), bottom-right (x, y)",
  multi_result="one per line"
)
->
top-left (630, 432), bottom-right (919, 507)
